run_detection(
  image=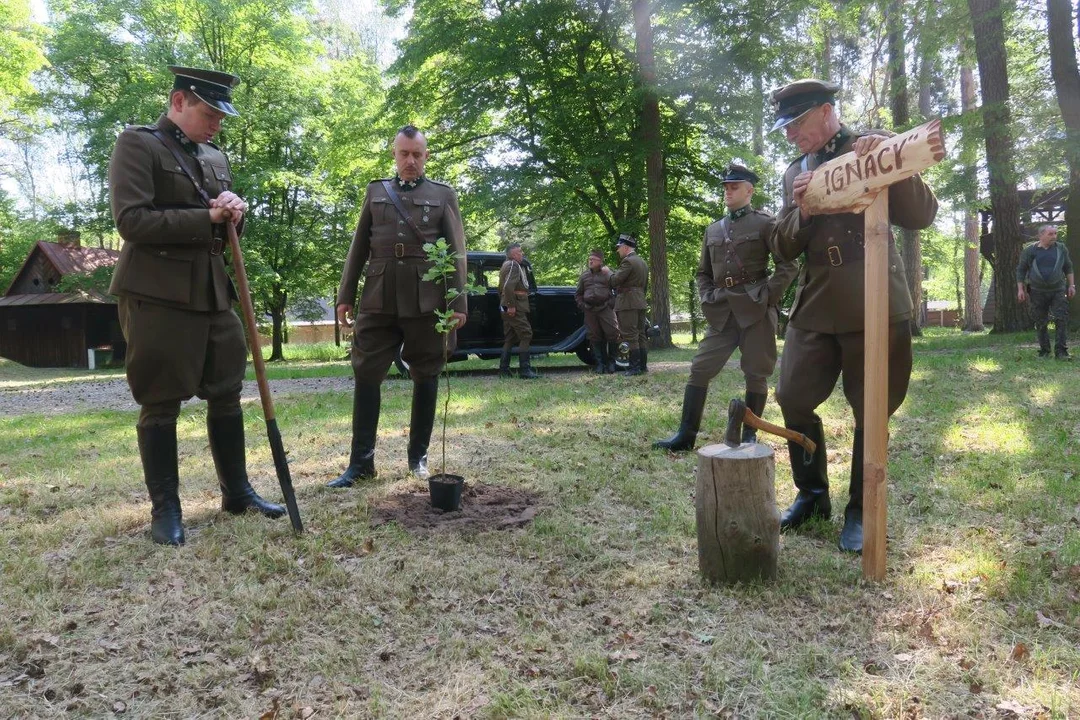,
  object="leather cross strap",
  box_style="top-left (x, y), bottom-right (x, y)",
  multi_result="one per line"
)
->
top-left (148, 129), bottom-right (225, 255)
top-left (381, 180), bottom-right (428, 247)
